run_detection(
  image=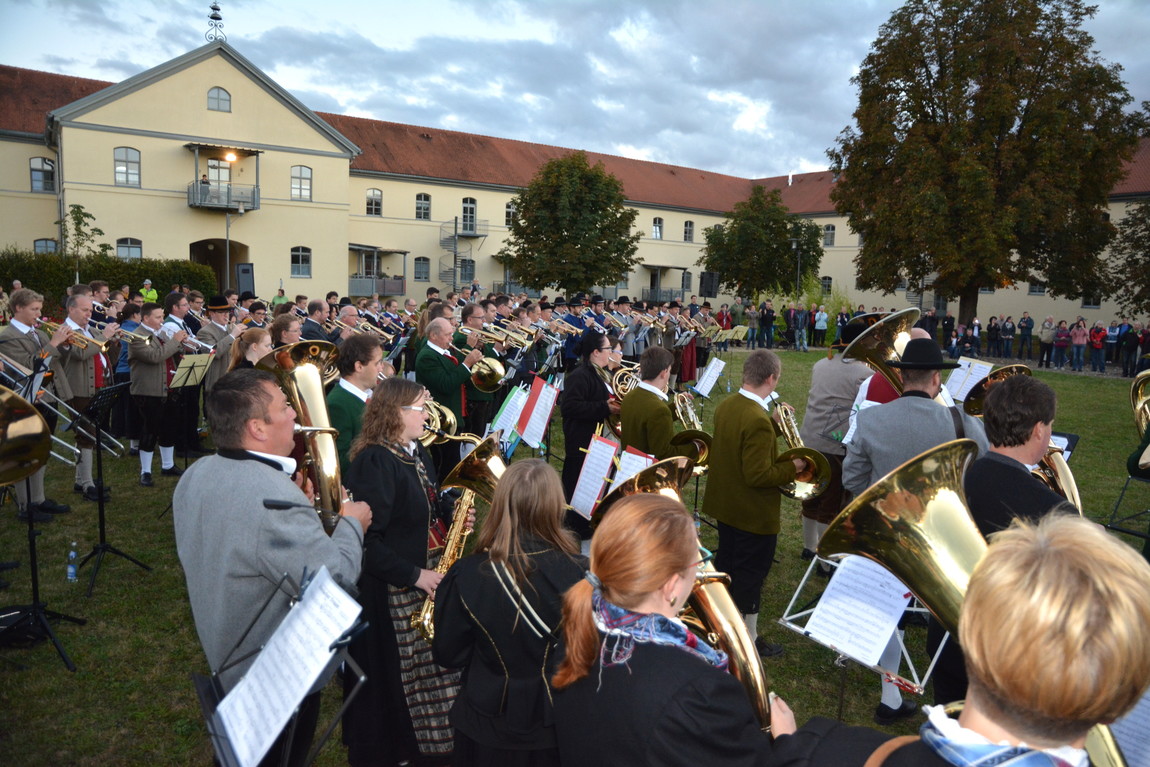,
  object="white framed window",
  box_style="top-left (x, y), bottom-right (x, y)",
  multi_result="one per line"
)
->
top-left (460, 258), bottom-right (476, 282)
top-left (821, 276), bottom-right (833, 295)
top-left (116, 237), bottom-right (142, 259)
top-left (208, 157), bottom-right (231, 185)
top-left (366, 188), bottom-right (382, 216)
top-left (461, 198), bottom-right (477, 233)
top-left (291, 166), bottom-right (312, 201)
top-left (823, 225), bottom-right (836, 247)
top-left (414, 256), bottom-right (430, 281)
top-left (979, 286), bottom-right (995, 294)
top-left (683, 221), bottom-right (694, 242)
top-left (682, 271), bottom-right (692, 291)
top-left (291, 246), bottom-right (312, 278)
top-left (30, 157), bottom-right (55, 192)
top-left (652, 217), bottom-right (663, 240)
top-left (33, 238), bottom-right (58, 253)
top-left (1028, 282), bottom-right (1046, 296)
top-left (207, 87), bottom-right (231, 112)
top-left (1081, 295), bottom-right (1101, 309)
top-left (505, 202), bottom-right (516, 227)
top-left (114, 147), bottom-right (141, 187)
top-left (416, 193), bottom-right (431, 220)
